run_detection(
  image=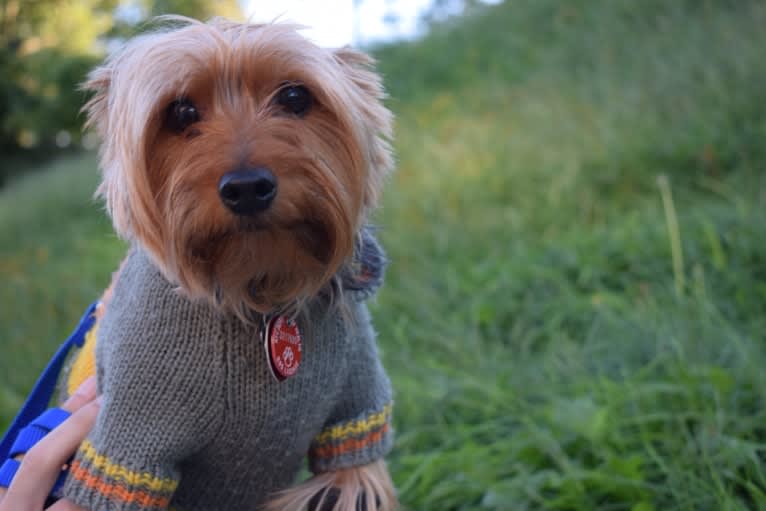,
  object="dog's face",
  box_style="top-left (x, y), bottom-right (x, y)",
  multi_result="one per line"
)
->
top-left (85, 18), bottom-right (392, 314)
